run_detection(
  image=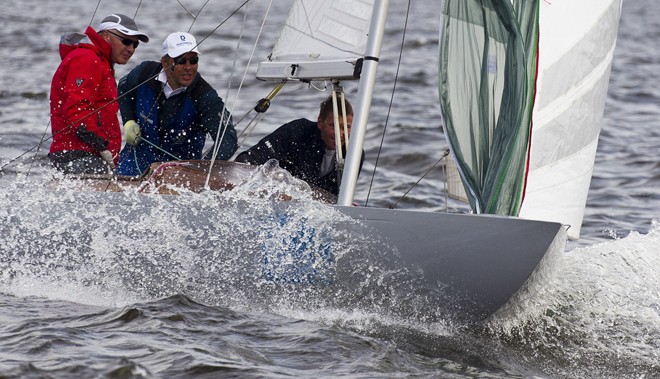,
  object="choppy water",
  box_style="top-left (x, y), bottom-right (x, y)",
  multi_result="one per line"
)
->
top-left (1, 1), bottom-right (659, 378)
